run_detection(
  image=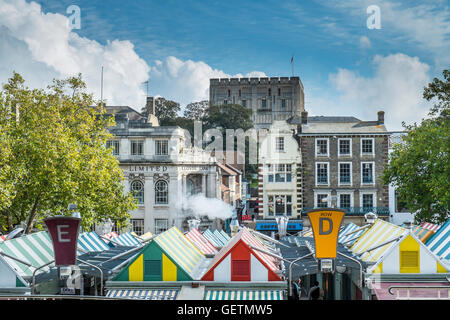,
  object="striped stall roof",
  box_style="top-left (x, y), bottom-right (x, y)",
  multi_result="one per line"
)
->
top-left (240, 228), bottom-right (278, 271)
top-left (426, 220), bottom-right (450, 260)
top-left (106, 289), bottom-right (178, 300)
top-left (154, 226), bottom-right (205, 276)
top-left (302, 227), bottom-right (313, 237)
top-left (421, 222), bottom-right (441, 232)
top-left (204, 289), bottom-right (283, 300)
top-left (339, 223), bottom-right (368, 246)
top-left (220, 230), bottom-right (231, 241)
top-left (132, 232), bottom-right (154, 242)
top-left (213, 230), bottom-right (229, 246)
top-left (203, 229), bottom-right (224, 248)
top-left (78, 232), bottom-right (110, 253)
top-left (350, 219), bottom-right (407, 262)
top-left (0, 231), bottom-right (54, 277)
top-left (411, 225), bottom-right (436, 243)
top-left (185, 228), bottom-right (218, 255)
top-left (111, 232), bottom-right (141, 247)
